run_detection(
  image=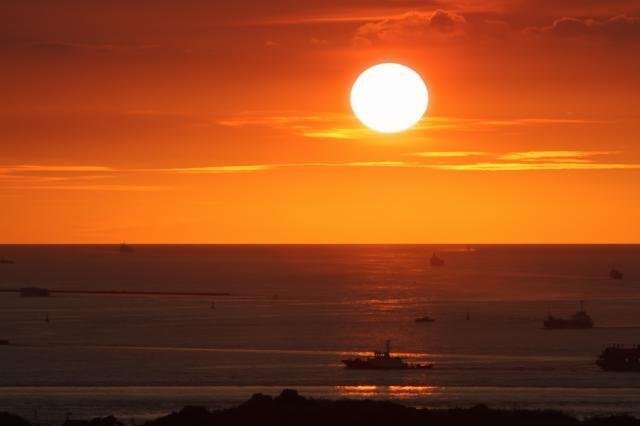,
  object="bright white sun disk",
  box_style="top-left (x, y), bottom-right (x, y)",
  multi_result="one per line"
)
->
top-left (351, 63), bottom-right (429, 133)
